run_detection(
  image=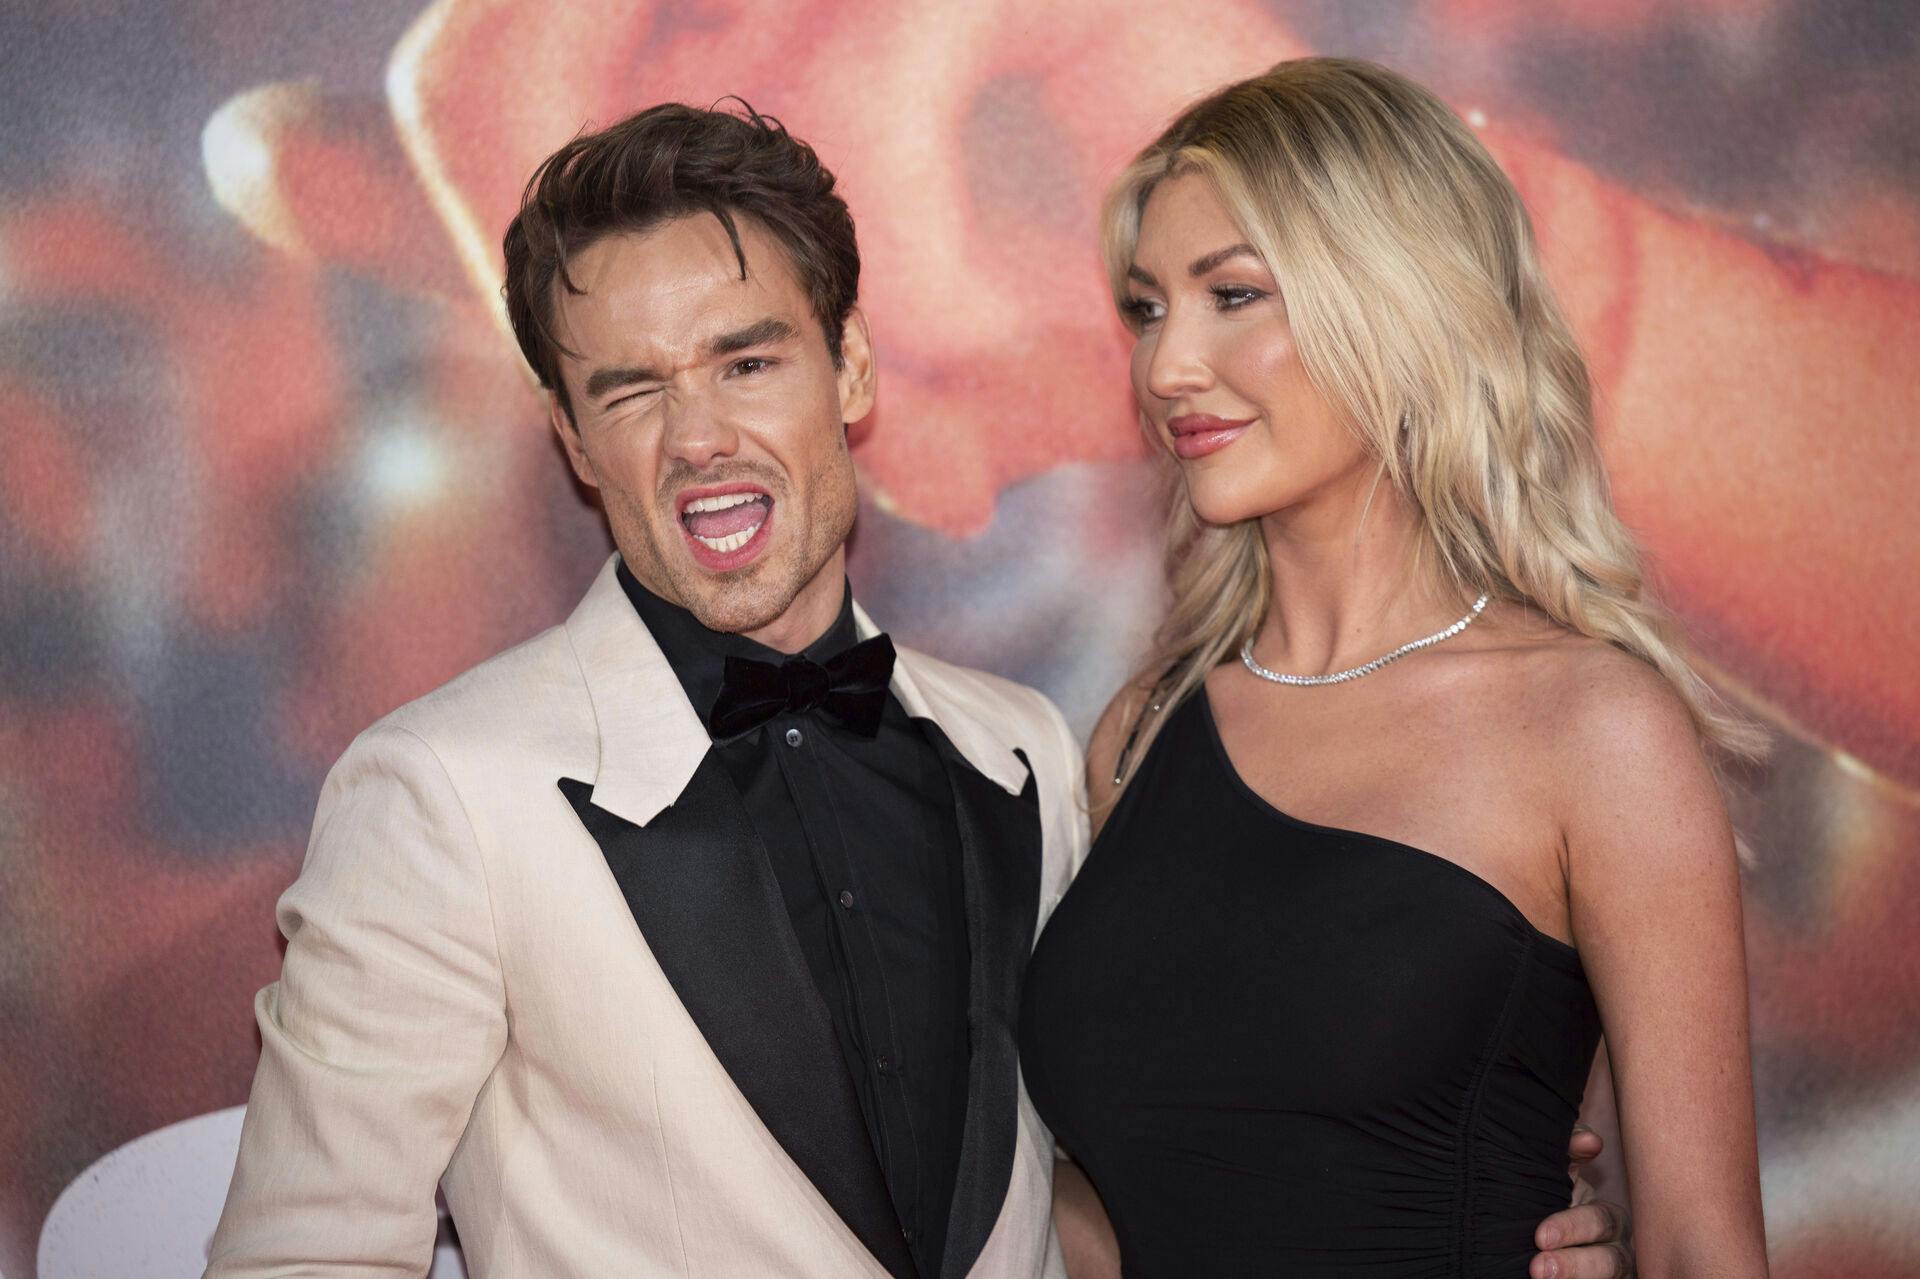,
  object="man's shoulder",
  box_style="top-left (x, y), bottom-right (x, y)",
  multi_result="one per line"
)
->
top-left (355, 621), bottom-right (591, 769)
top-left (895, 642), bottom-right (1067, 743)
